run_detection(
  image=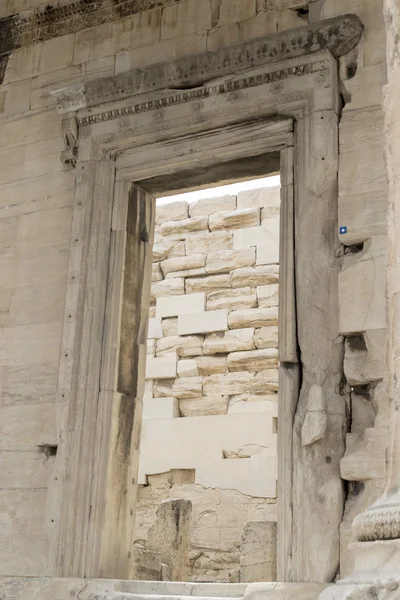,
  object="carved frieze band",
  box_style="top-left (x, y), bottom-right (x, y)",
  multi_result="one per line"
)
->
top-left (0, 0), bottom-right (176, 56)
top-left (52, 14), bottom-right (363, 116)
top-left (78, 60), bottom-right (327, 127)
top-left (353, 504), bottom-right (400, 542)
